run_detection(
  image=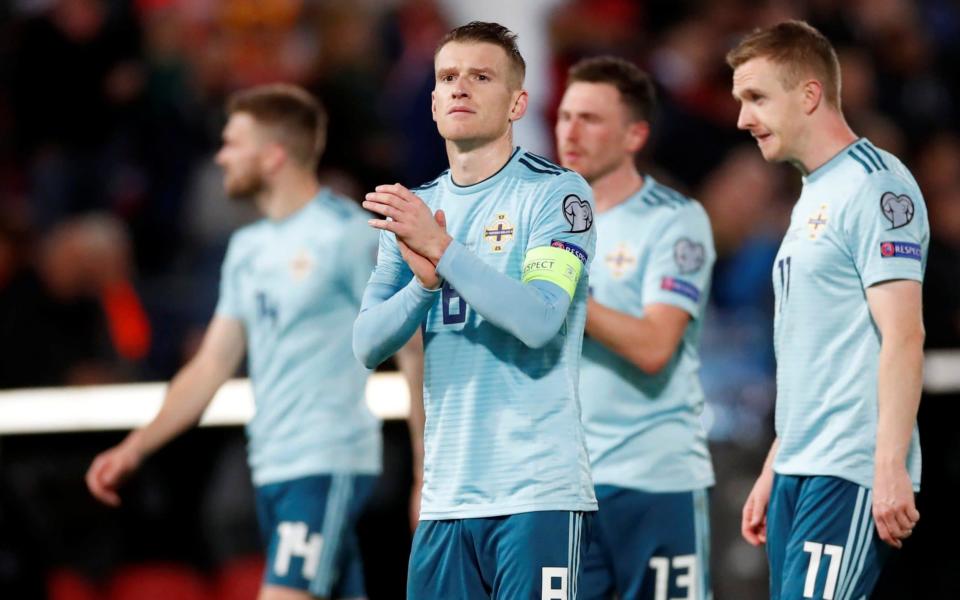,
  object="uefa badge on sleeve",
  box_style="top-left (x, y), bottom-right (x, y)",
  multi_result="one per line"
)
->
top-left (880, 192), bottom-right (914, 229)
